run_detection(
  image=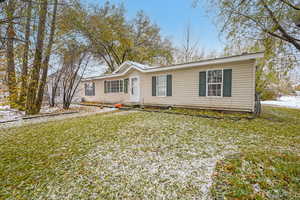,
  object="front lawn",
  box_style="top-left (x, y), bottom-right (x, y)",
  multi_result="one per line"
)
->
top-left (0, 106), bottom-right (299, 199)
